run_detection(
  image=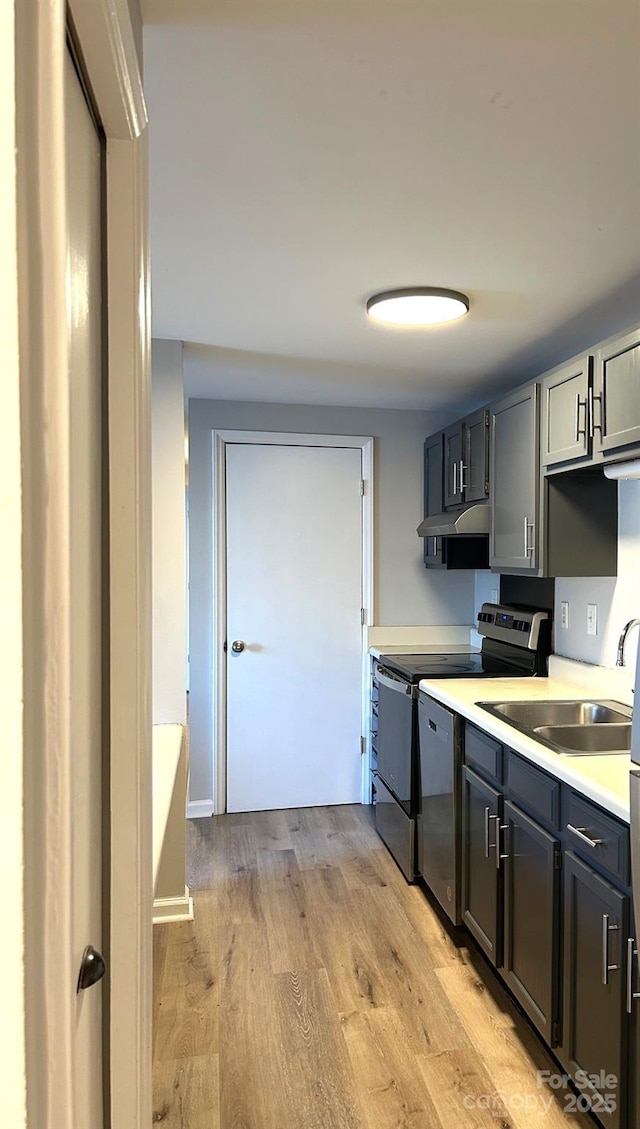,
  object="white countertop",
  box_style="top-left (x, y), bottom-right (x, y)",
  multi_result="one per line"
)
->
top-left (417, 675), bottom-right (634, 823)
